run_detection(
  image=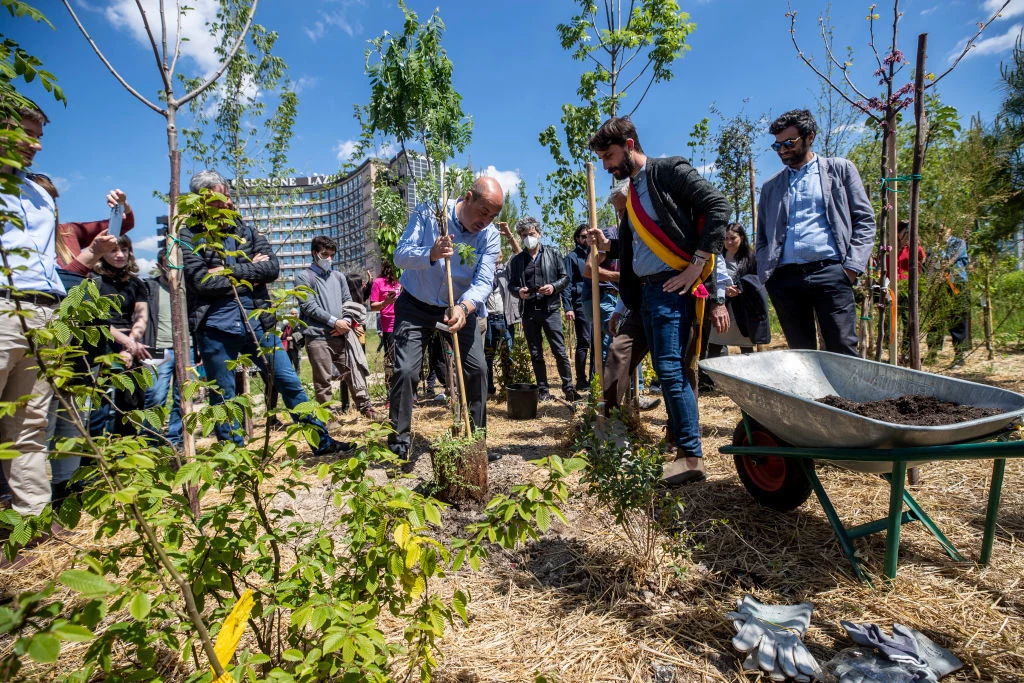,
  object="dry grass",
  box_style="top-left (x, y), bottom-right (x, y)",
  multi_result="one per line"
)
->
top-left (4, 342), bottom-right (1023, 682)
